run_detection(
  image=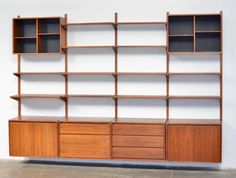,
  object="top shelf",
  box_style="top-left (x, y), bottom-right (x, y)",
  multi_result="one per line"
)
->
top-left (62, 21), bottom-right (166, 27)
